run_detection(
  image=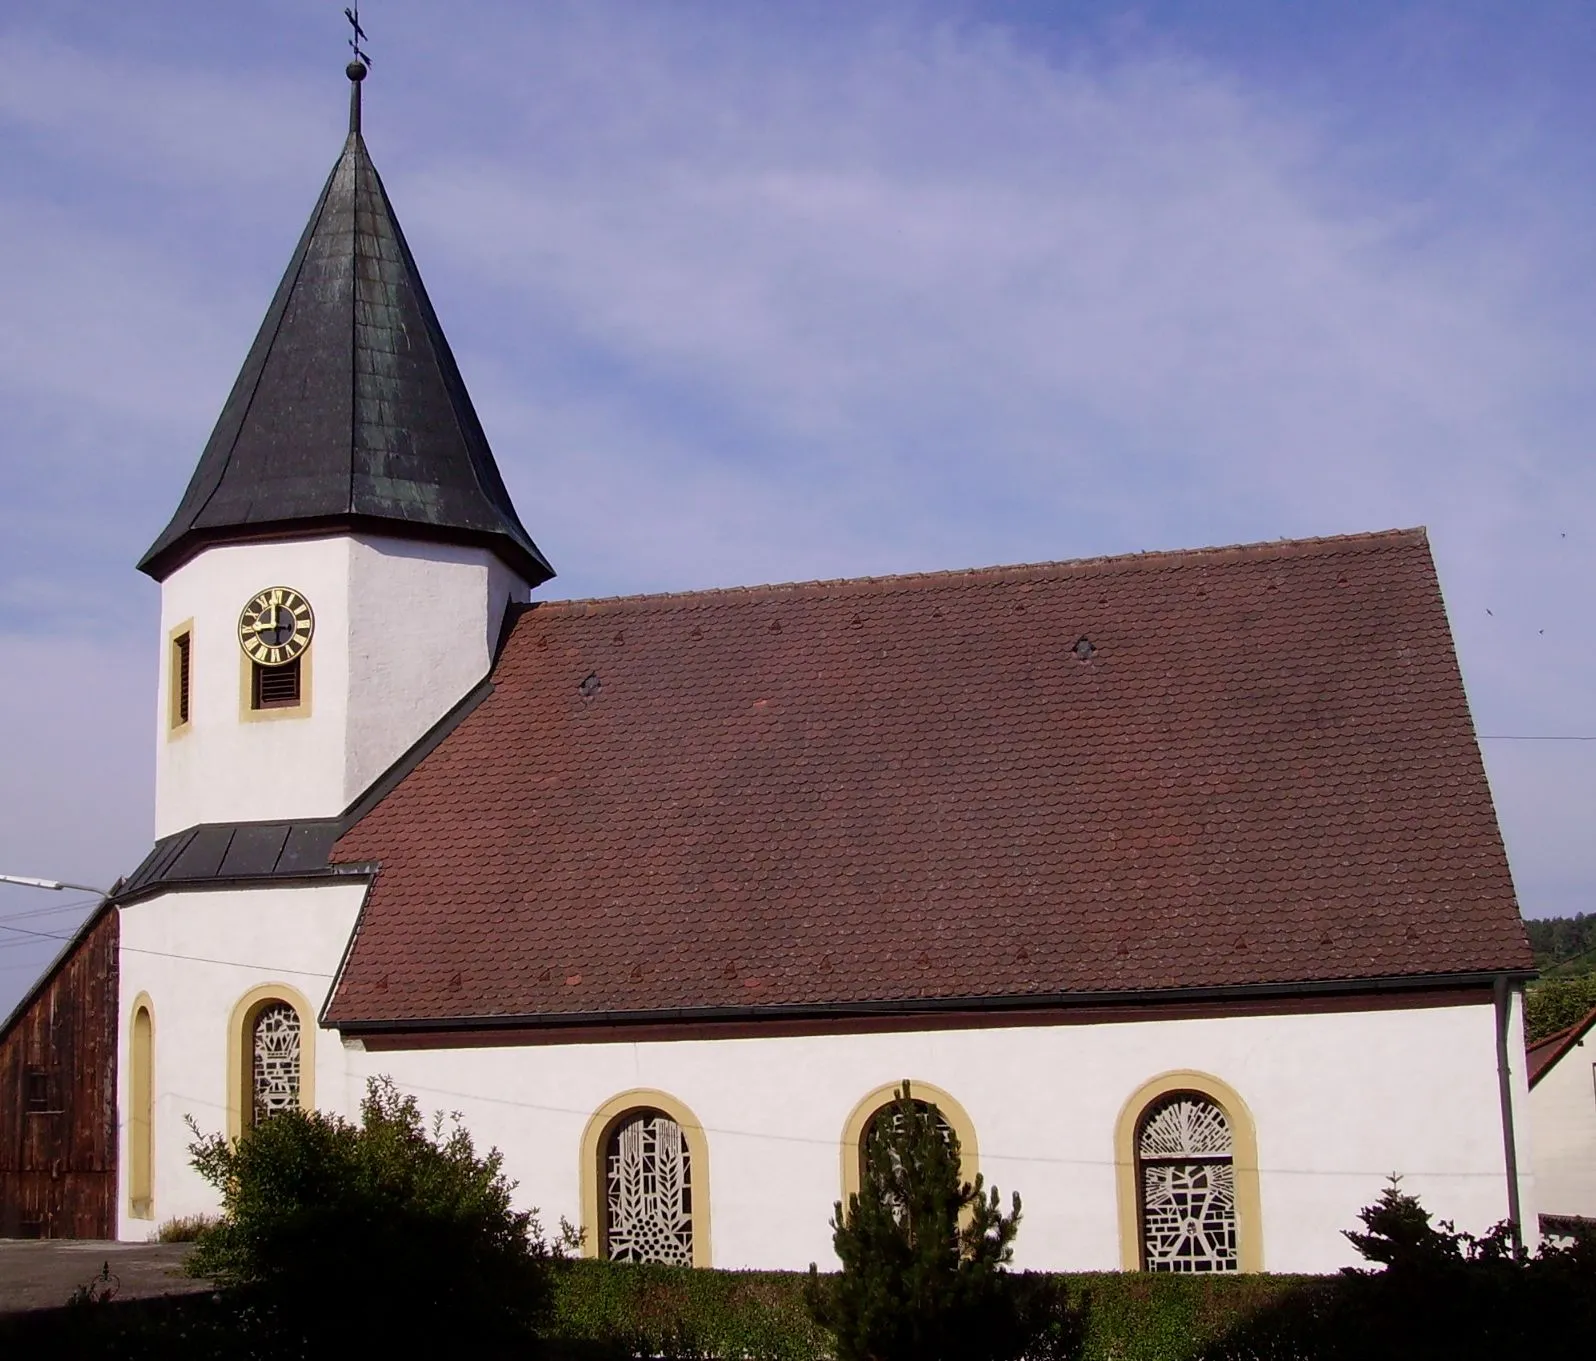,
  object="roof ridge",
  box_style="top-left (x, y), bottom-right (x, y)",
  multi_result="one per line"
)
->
top-left (530, 527), bottom-right (1428, 613)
